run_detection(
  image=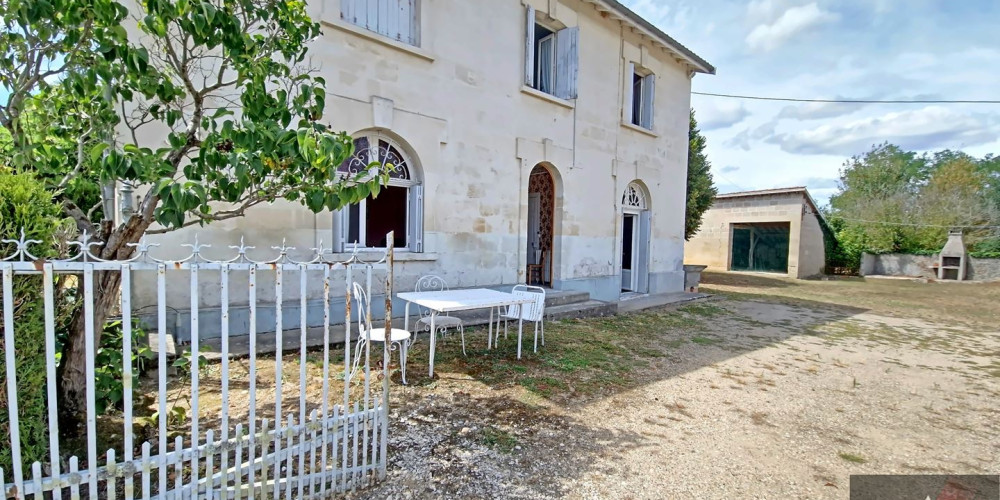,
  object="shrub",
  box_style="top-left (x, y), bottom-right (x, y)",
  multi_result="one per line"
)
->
top-left (94, 320), bottom-right (156, 415)
top-left (0, 168), bottom-right (67, 472)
